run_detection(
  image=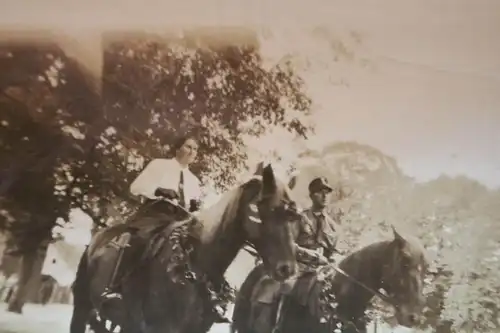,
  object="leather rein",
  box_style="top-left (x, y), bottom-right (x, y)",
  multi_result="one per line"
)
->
top-left (316, 261), bottom-right (394, 305)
